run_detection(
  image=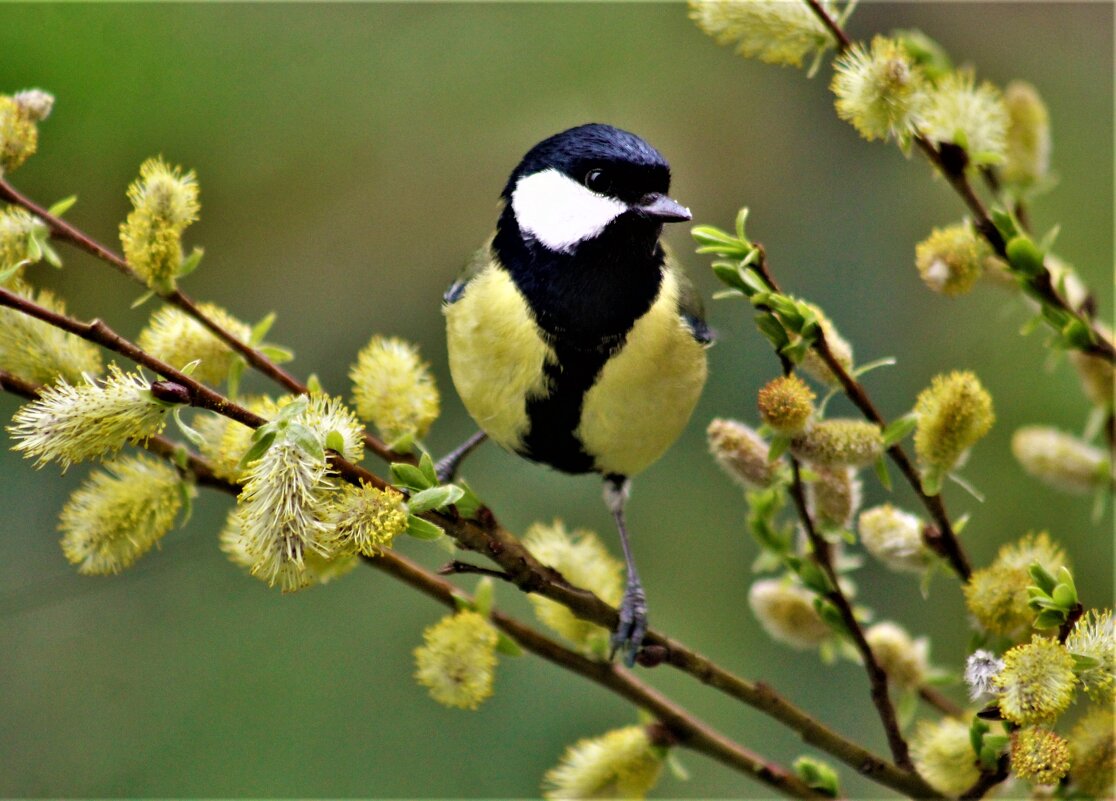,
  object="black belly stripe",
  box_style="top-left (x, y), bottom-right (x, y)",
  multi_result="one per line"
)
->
top-left (519, 340), bottom-right (618, 474)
